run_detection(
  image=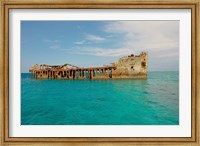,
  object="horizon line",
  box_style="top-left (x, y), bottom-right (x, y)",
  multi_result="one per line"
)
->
top-left (21, 70), bottom-right (179, 73)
